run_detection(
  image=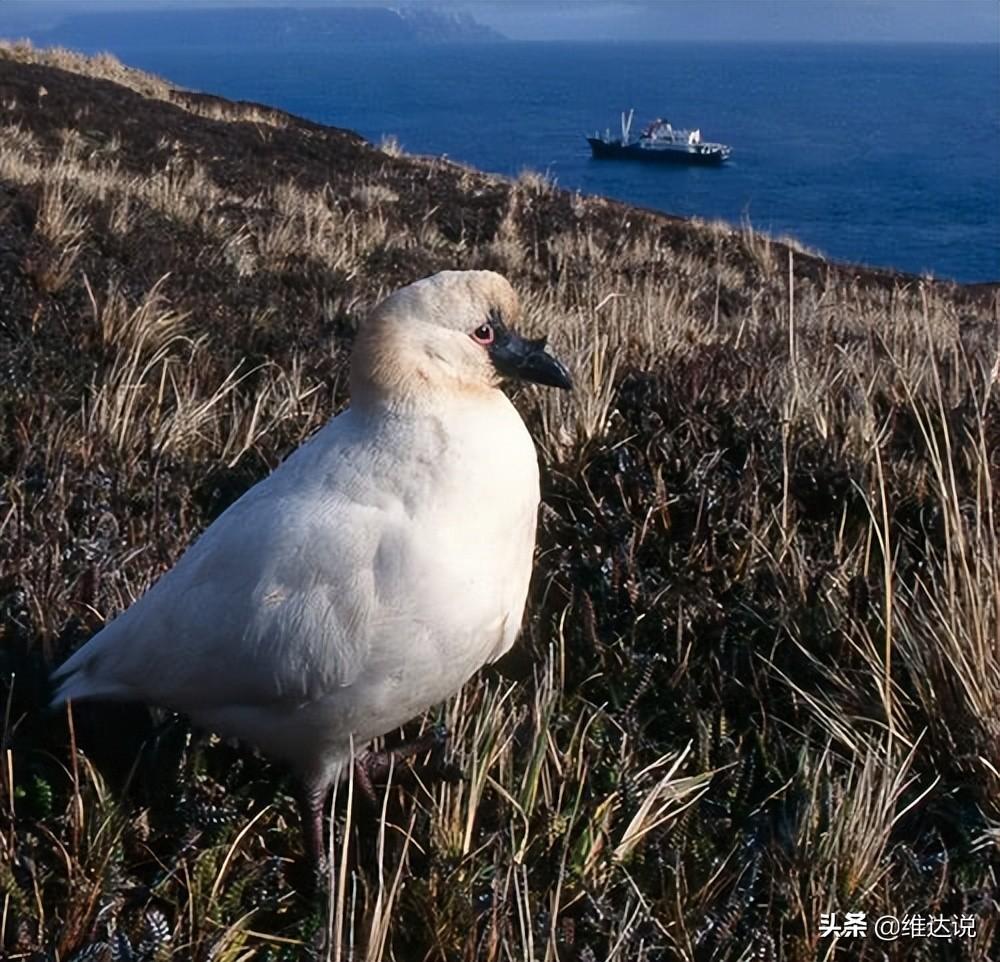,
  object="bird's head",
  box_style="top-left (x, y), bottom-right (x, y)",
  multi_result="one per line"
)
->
top-left (352, 270), bottom-right (572, 405)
